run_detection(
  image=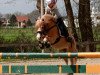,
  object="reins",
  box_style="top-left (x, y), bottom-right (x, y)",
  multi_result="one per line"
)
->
top-left (45, 25), bottom-right (56, 34)
top-left (50, 24), bottom-right (62, 45)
